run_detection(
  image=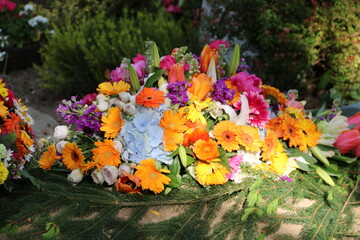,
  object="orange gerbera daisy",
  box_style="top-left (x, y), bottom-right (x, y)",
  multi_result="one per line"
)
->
top-left (3, 112), bottom-right (21, 134)
top-left (90, 139), bottom-right (121, 169)
top-left (136, 87), bottom-right (165, 108)
top-left (297, 118), bottom-right (322, 151)
top-left (21, 130), bottom-right (34, 147)
top-left (212, 121), bottom-right (240, 152)
top-left (38, 144), bottom-right (59, 170)
top-left (159, 110), bottom-right (187, 133)
top-left (97, 81), bottom-right (130, 96)
top-left (261, 85), bottom-right (287, 106)
top-left (282, 115), bottom-right (306, 149)
top-left (195, 161), bottom-right (229, 186)
top-left (62, 142), bottom-right (85, 170)
top-left (163, 130), bottom-right (184, 151)
top-left (0, 101), bottom-right (8, 117)
top-left (193, 139), bottom-right (219, 162)
top-left (262, 129), bottom-right (283, 162)
top-left (236, 125), bottom-right (262, 152)
top-left (135, 158), bottom-right (171, 194)
top-left (100, 107), bottom-right (123, 138)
